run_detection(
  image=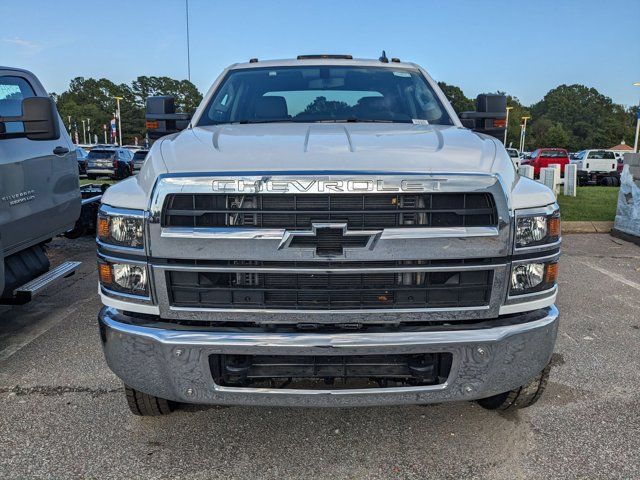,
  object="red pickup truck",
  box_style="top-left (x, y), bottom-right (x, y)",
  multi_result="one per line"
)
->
top-left (522, 148), bottom-right (570, 177)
